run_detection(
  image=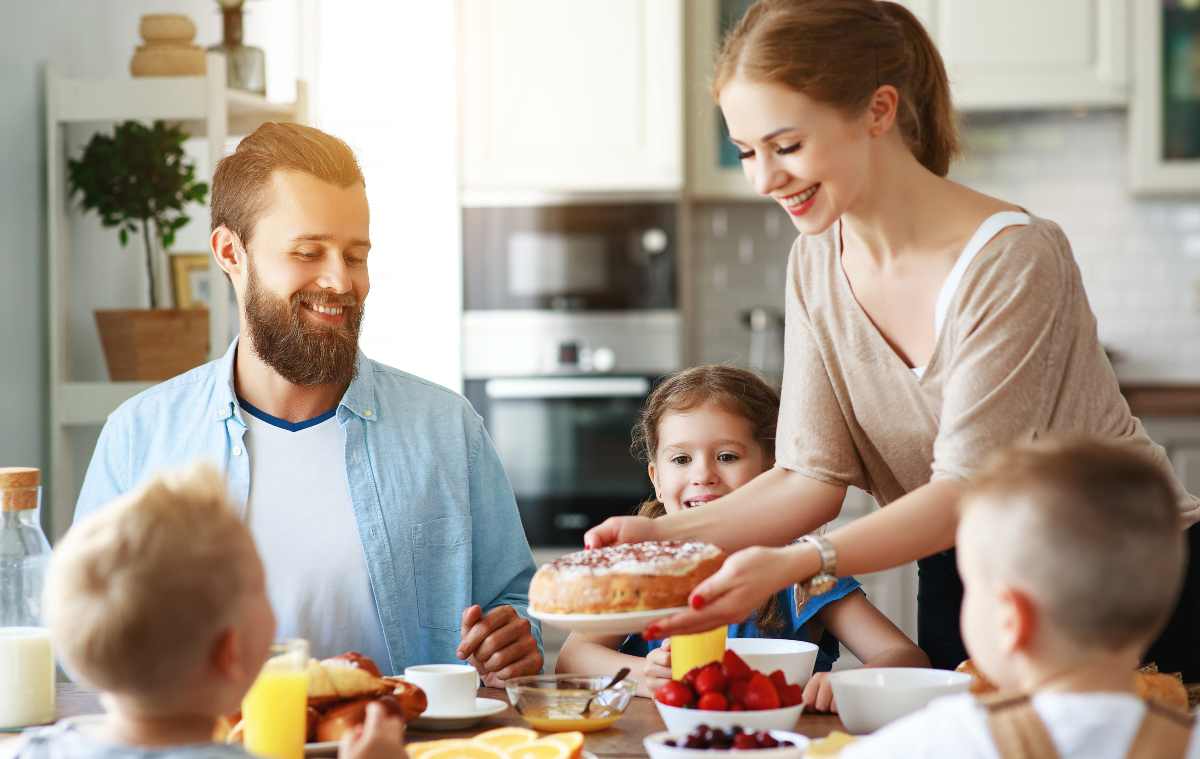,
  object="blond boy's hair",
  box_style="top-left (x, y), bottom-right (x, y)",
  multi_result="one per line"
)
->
top-left (46, 462), bottom-right (257, 697)
top-left (962, 439), bottom-right (1185, 652)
